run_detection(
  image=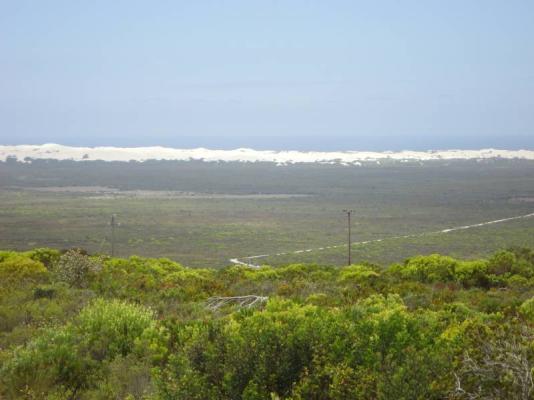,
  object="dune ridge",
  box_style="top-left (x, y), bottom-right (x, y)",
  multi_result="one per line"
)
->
top-left (1, 143), bottom-right (534, 165)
